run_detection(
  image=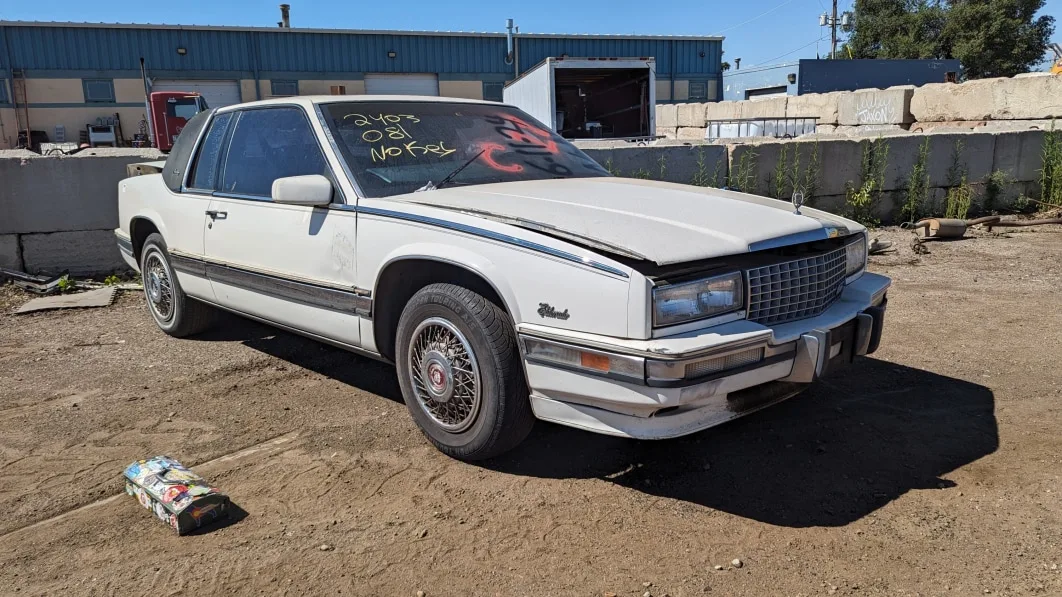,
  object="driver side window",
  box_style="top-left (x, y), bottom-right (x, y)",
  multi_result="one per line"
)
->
top-left (218, 107), bottom-right (329, 198)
